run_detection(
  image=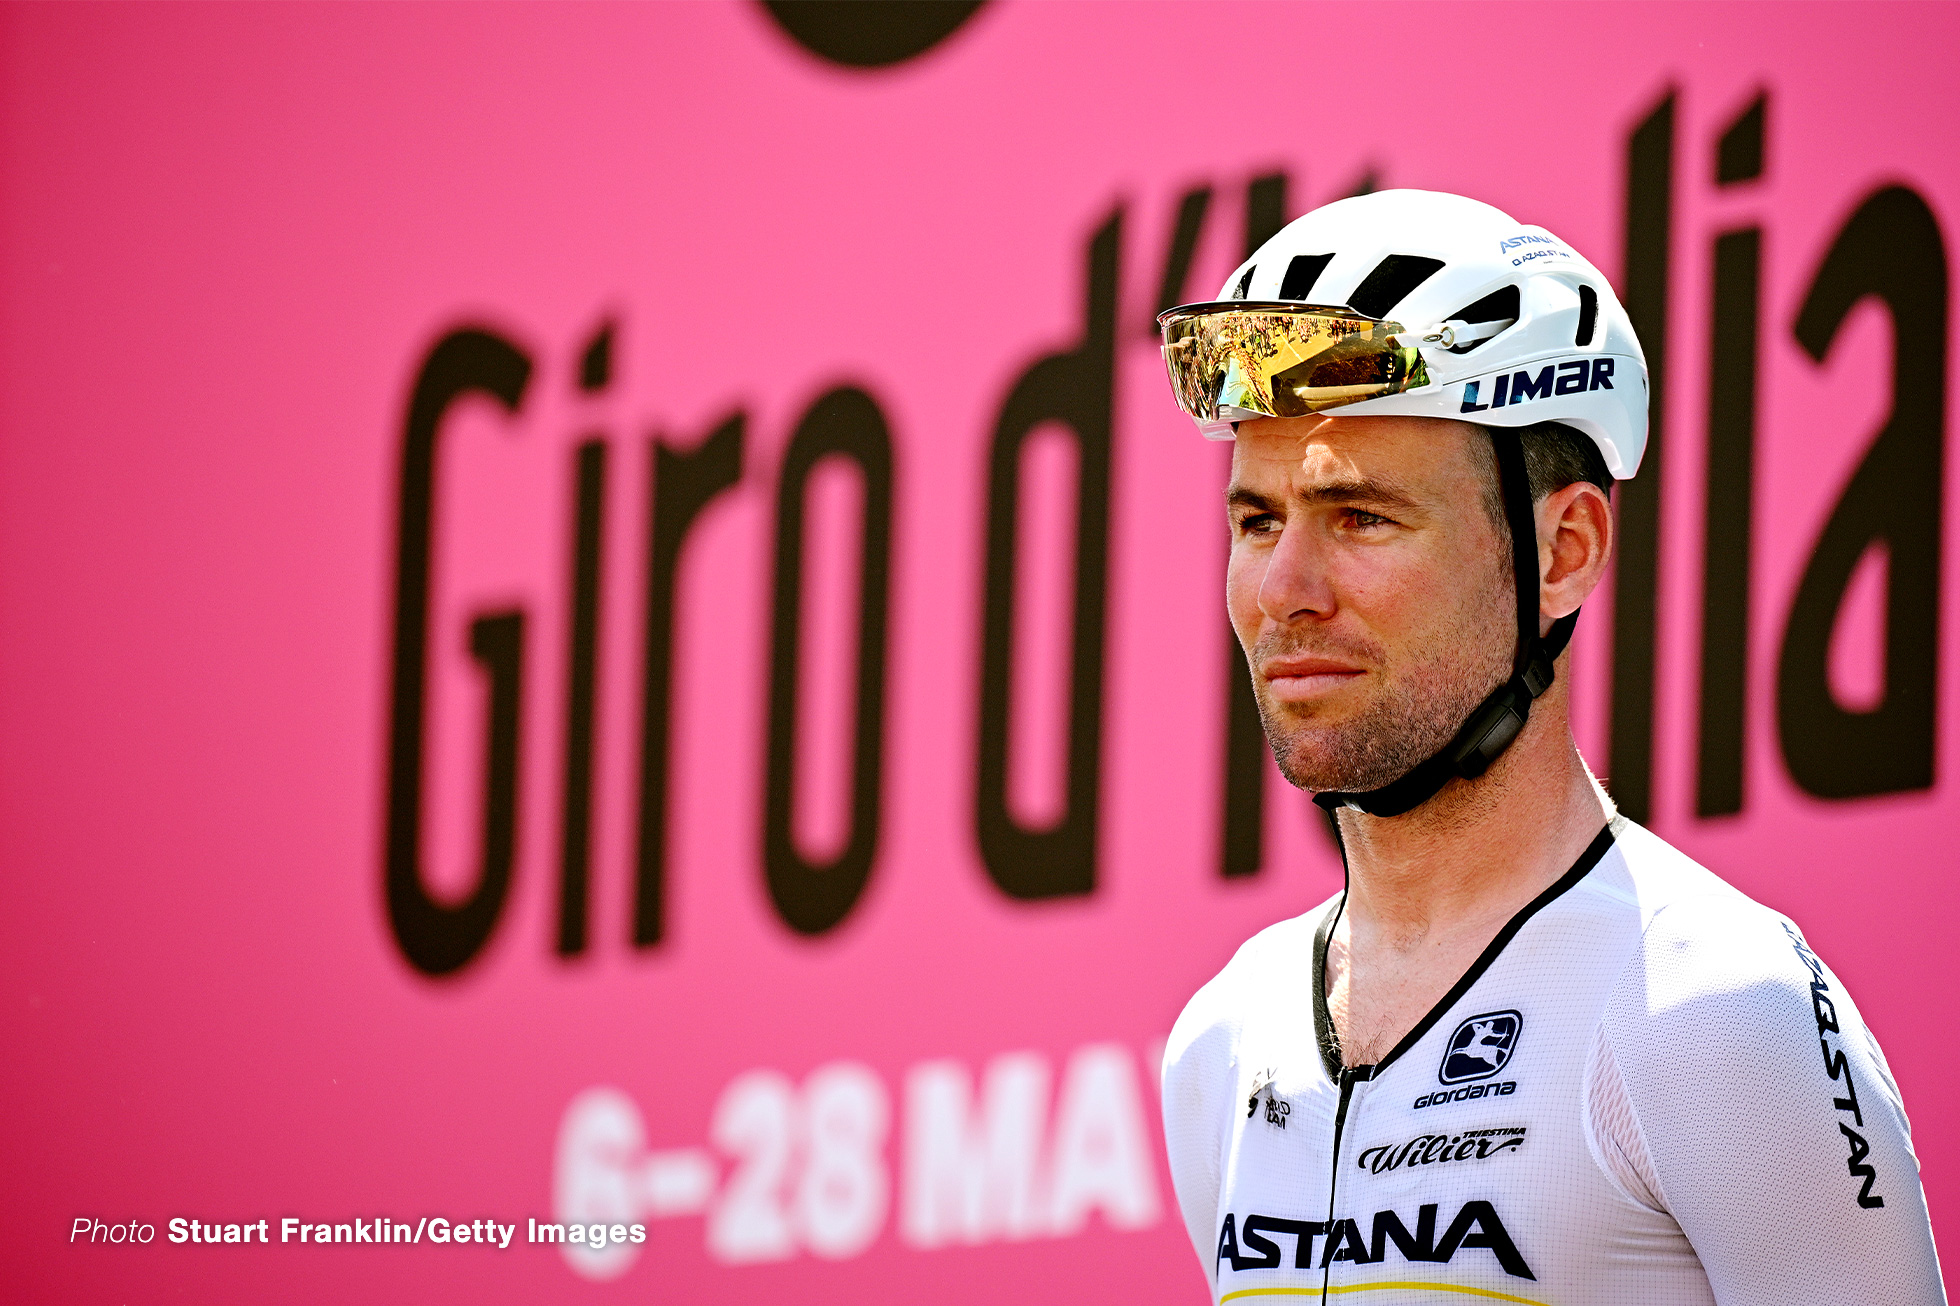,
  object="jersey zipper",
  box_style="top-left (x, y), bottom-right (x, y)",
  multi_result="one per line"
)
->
top-left (1321, 1063), bottom-right (1373, 1301)
top-left (1296, 823), bottom-right (1618, 1300)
